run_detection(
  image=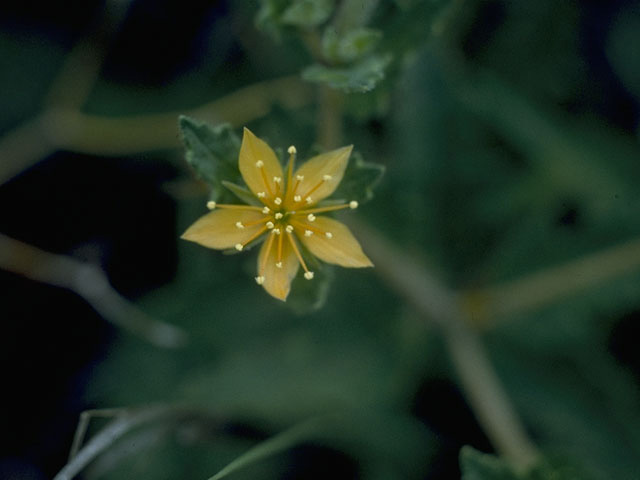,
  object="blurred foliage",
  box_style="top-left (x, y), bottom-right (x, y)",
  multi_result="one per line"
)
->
top-left (2, 0), bottom-right (640, 479)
